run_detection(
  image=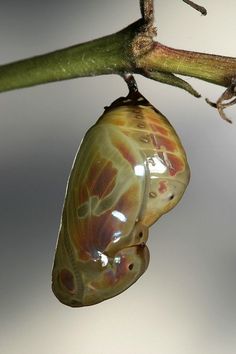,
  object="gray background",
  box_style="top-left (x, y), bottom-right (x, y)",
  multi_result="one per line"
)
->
top-left (1, 1), bottom-right (236, 353)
